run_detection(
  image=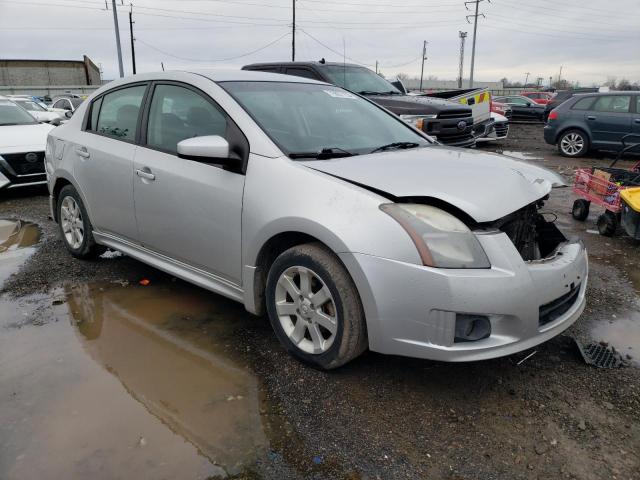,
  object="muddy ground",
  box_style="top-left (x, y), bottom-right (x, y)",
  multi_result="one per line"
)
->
top-left (0, 124), bottom-right (639, 480)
